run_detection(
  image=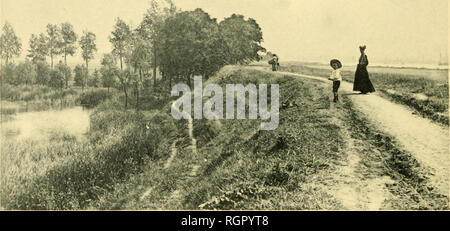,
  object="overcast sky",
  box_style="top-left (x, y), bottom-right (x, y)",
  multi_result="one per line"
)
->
top-left (1, 0), bottom-right (448, 66)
